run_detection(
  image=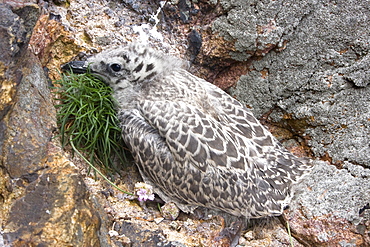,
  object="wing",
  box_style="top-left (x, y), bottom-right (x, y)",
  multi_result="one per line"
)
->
top-left (118, 109), bottom-right (175, 188)
top-left (137, 99), bottom-right (301, 217)
top-left (119, 108), bottom-right (221, 213)
top-left (202, 81), bottom-right (312, 185)
top-left (119, 95), bottom-right (310, 217)
top-left (139, 99), bottom-right (251, 172)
